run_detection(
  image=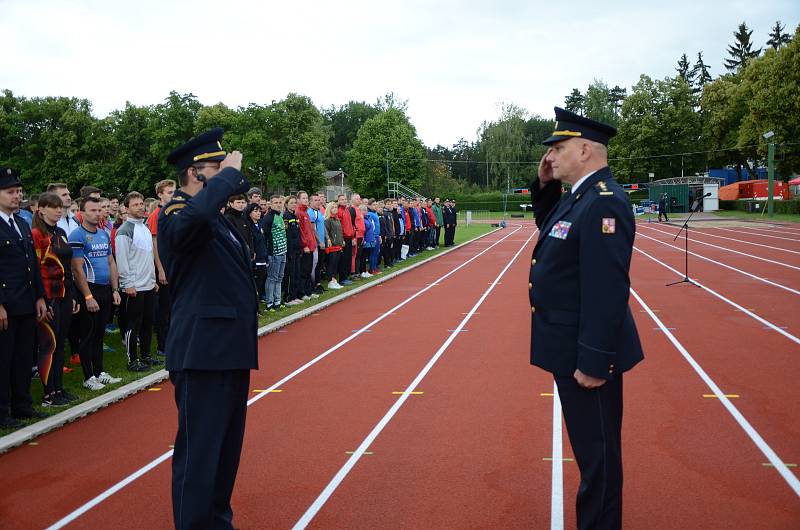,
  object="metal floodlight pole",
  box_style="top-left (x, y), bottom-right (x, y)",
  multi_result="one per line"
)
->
top-left (385, 149), bottom-right (390, 196)
top-left (767, 142), bottom-right (775, 218)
